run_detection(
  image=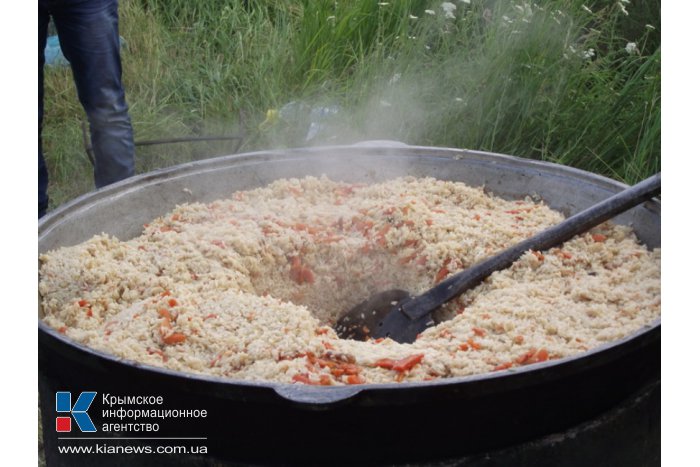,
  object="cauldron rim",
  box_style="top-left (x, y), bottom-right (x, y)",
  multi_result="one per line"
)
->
top-left (38, 314), bottom-right (660, 405)
top-left (38, 142), bottom-right (661, 406)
